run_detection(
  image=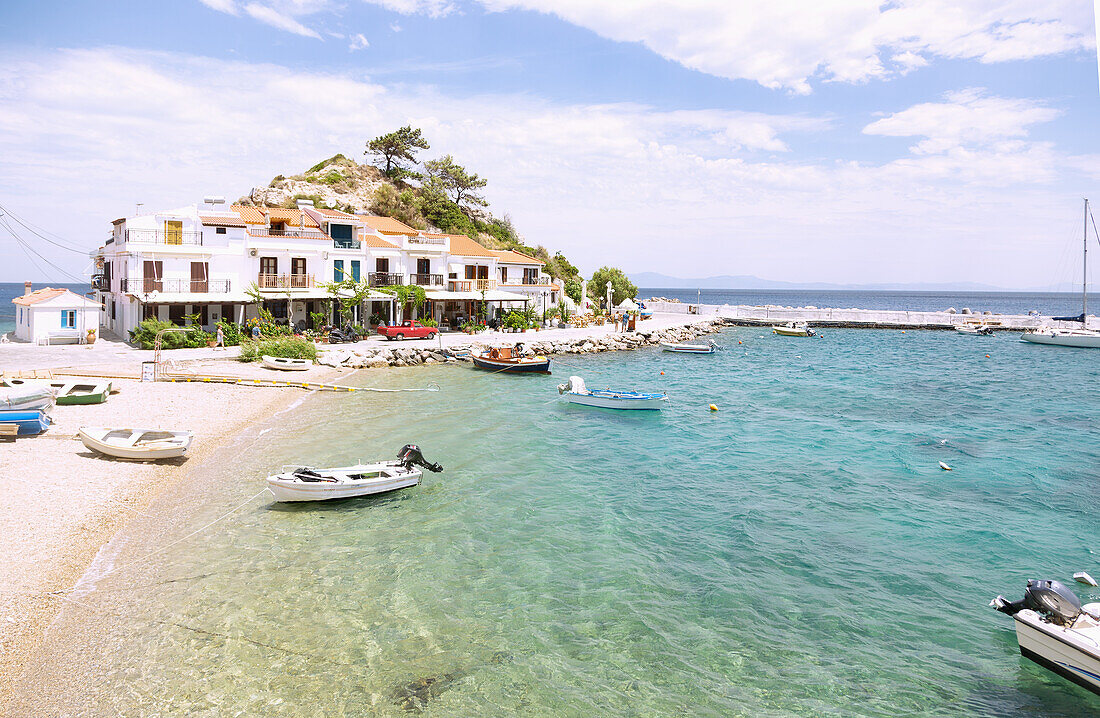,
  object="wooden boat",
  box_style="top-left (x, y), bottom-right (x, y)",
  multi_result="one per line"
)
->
top-left (0, 410), bottom-right (50, 436)
top-left (266, 445), bottom-right (442, 502)
top-left (261, 355), bottom-right (313, 371)
top-left (661, 339), bottom-right (718, 354)
top-left (0, 385), bottom-right (55, 412)
top-left (773, 322), bottom-right (815, 337)
top-left (4, 378), bottom-right (110, 404)
top-left (471, 344), bottom-right (551, 373)
top-left (557, 376), bottom-right (668, 410)
top-left (78, 427), bottom-right (193, 460)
